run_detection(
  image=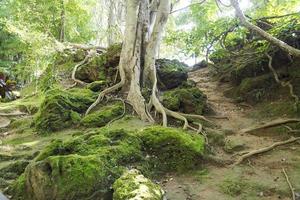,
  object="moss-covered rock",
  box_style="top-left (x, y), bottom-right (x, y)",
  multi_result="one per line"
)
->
top-left (156, 59), bottom-right (188, 90)
top-left (76, 44), bottom-right (122, 83)
top-left (9, 126), bottom-right (205, 199)
top-left (34, 88), bottom-right (96, 132)
top-left (113, 169), bottom-right (164, 200)
top-left (139, 126), bottom-right (205, 172)
top-left (25, 155), bottom-right (122, 200)
top-left (82, 102), bottom-right (124, 128)
top-left (162, 86), bottom-right (207, 115)
top-left (86, 80), bottom-right (107, 92)
top-left (0, 160), bottom-right (29, 180)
